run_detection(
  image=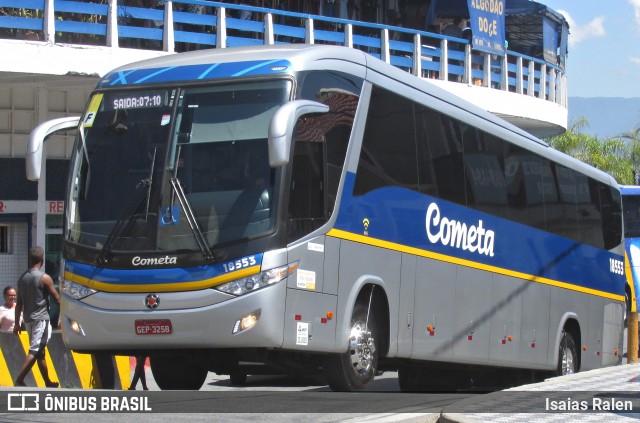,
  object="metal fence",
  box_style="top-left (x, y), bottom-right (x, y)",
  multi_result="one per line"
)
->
top-left (0, 0), bottom-right (566, 106)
